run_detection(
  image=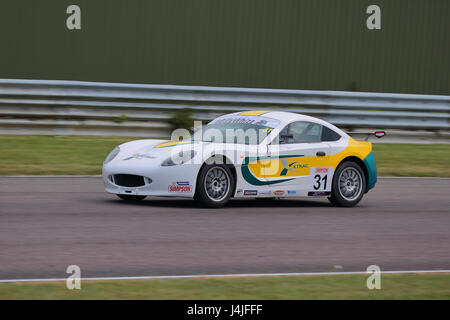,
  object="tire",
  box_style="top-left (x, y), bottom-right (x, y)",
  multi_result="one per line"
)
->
top-left (195, 164), bottom-right (234, 208)
top-left (328, 161), bottom-right (366, 207)
top-left (117, 194), bottom-right (147, 202)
